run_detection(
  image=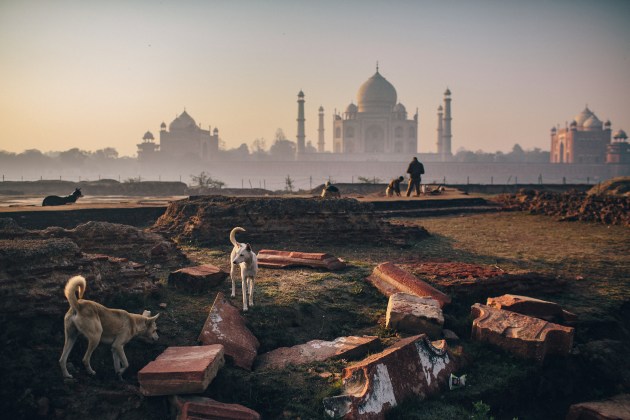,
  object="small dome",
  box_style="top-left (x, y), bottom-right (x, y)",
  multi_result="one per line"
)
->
top-left (570, 120), bottom-right (578, 127)
top-left (319, 106), bottom-right (324, 112)
top-left (574, 107), bottom-right (594, 126)
top-left (345, 103), bottom-right (358, 113)
top-left (613, 129), bottom-right (628, 140)
top-left (160, 122), bottom-right (166, 129)
top-left (438, 105), bottom-right (443, 111)
top-left (583, 115), bottom-right (603, 130)
top-left (298, 90), bottom-right (304, 98)
top-left (604, 120), bottom-right (611, 127)
top-left (169, 110), bottom-right (197, 131)
top-left (393, 103), bottom-right (407, 113)
top-left (213, 127), bottom-right (219, 134)
top-left (551, 126), bottom-right (557, 132)
top-left (143, 131), bottom-right (154, 140)
top-left (444, 88), bottom-right (451, 96)
top-left (357, 71), bottom-right (397, 112)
